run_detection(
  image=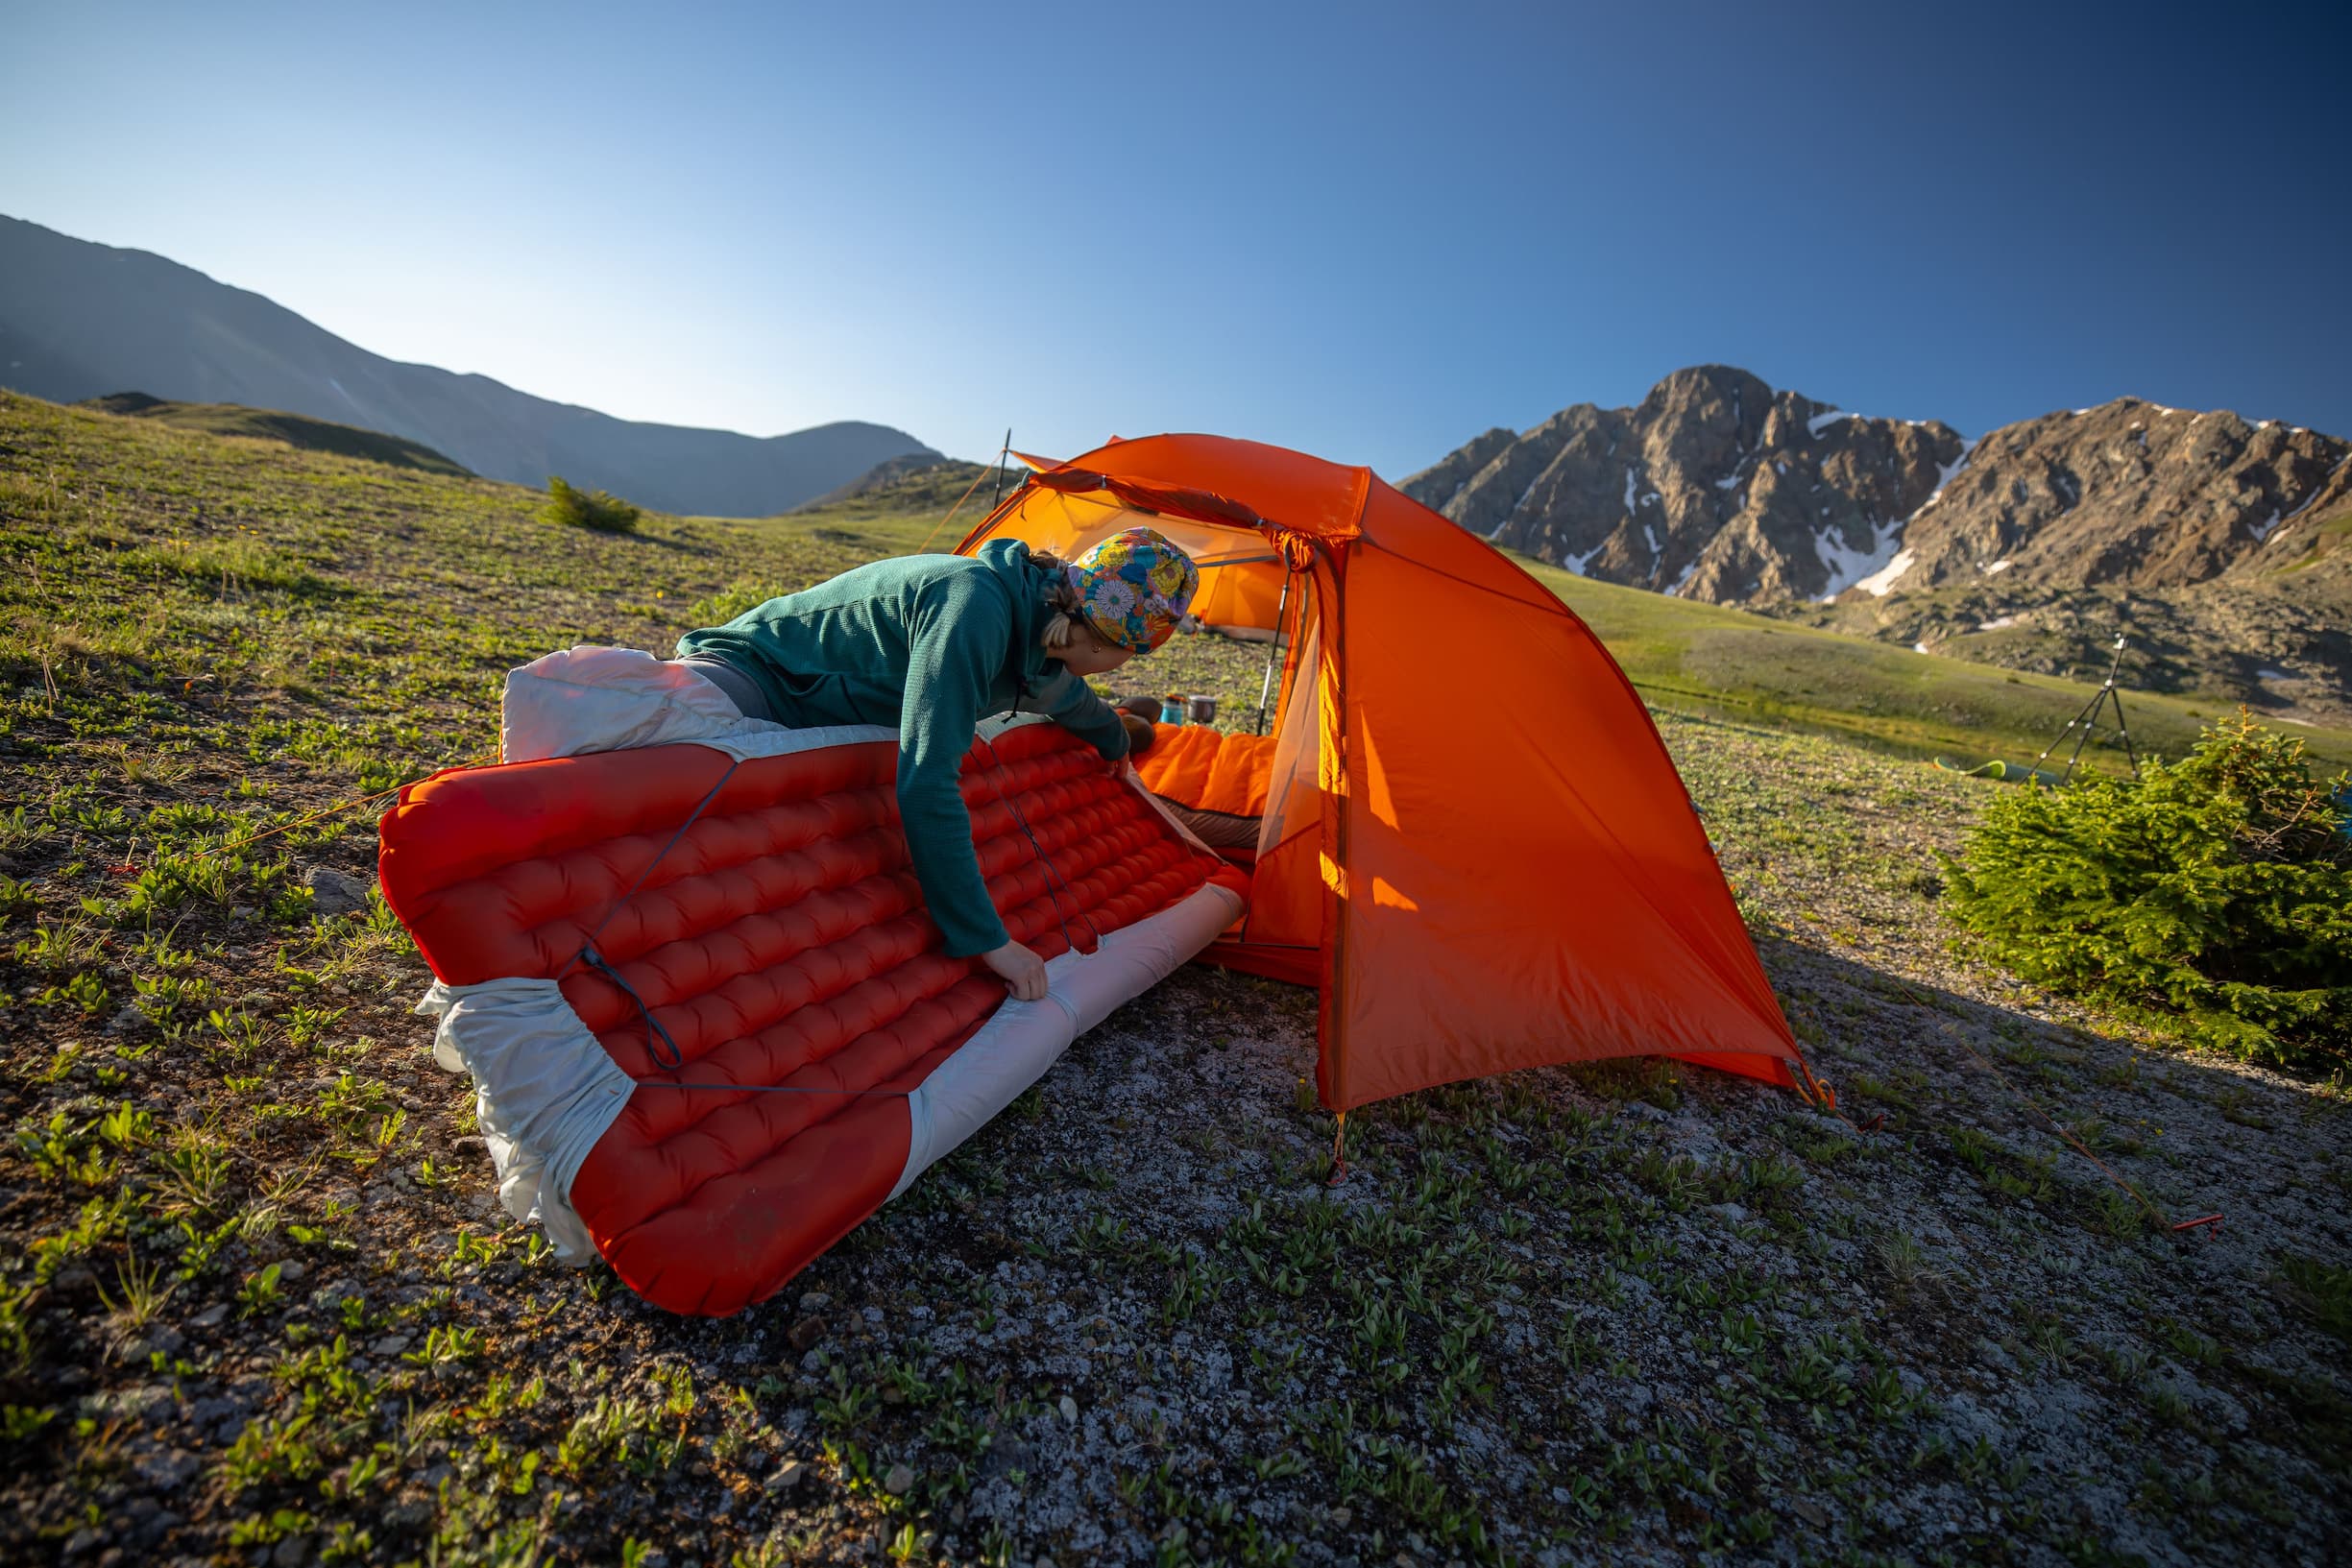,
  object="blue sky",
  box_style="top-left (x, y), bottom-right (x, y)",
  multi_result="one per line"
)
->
top-left (4, 1), bottom-right (2346, 474)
